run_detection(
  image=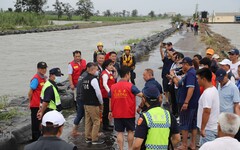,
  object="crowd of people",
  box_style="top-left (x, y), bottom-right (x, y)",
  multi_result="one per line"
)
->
top-left (25, 41), bottom-right (240, 150)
